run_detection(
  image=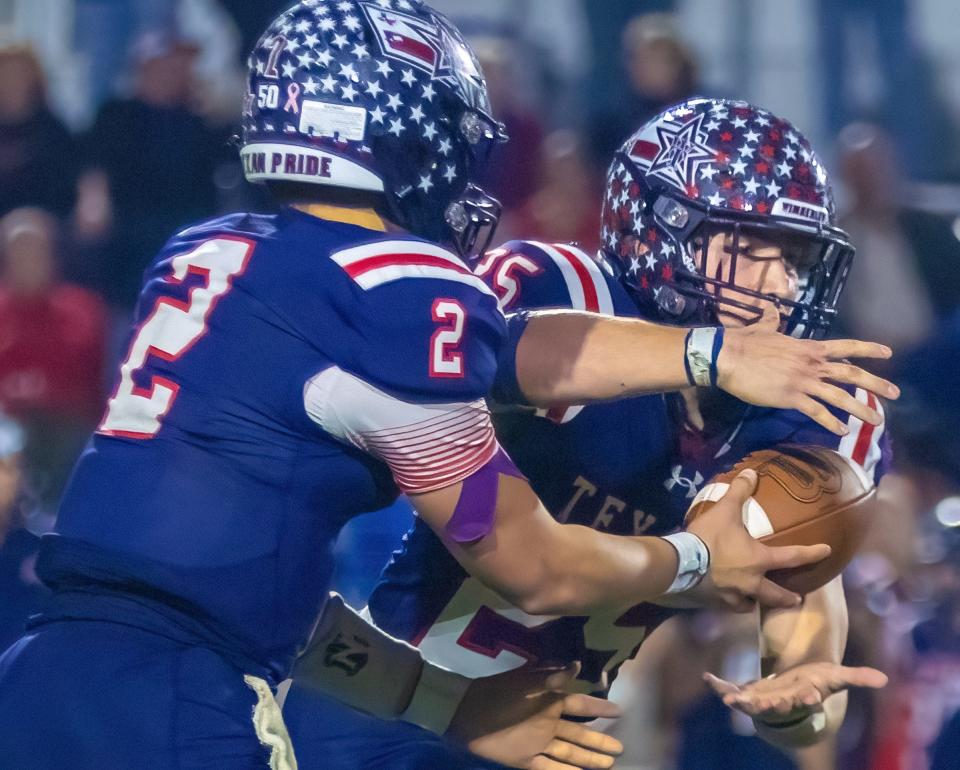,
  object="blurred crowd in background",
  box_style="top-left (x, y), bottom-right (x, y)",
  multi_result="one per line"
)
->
top-left (1, 1), bottom-right (959, 768)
